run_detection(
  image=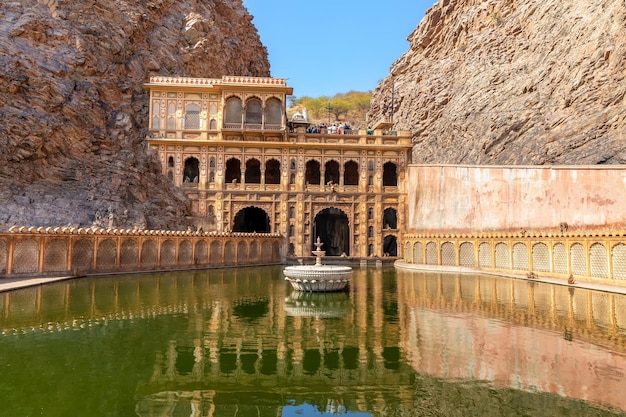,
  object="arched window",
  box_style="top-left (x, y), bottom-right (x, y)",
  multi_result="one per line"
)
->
top-left (209, 172), bottom-right (215, 183)
top-left (168, 156), bottom-right (174, 168)
top-left (368, 160), bottom-right (374, 171)
top-left (290, 173), bottom-right (295, 184)
top-left (265, 98), bottom-right (282, 127)
top-left (184, 103), bottom-right (200, 129)
top-left (305, 160), bottom-right (321, 185)
top-left (367, 207), bottom-right (373, 220)
top-left (245, 158), bottom-right (261, 184)
top-left (368, 175), bottom-right (374, 186)
top-left (209, 119), bottom-right (217, 130)
top-left (225, 158), bottom-right (241, 183)
top-left (289, 206), bottom-right (295, 218)
top-left (183, 157), bottom-right (199, 183)
top-left (167, 102), bottom-right (176, 130)
top-left (383, 162), bottom-right (397, 186)
top-left (224, 97), bottom-right (243, 127)
top-left (368, 226), bottom-right (374, 237)
top-left (289, 225), bottom-right (295, 237)
top-left (209, 157), bottom-right (215, 168)
top-left (344, 160), bottom-right (359, 186)
top-left (152, 101), bottom-right (160, 129)
top-left (324, 160), bottom-right (340, 185)
top-left (245, 97), bottom-right (262, 126)
top-left (265, 159), bottom-right (281, 184)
